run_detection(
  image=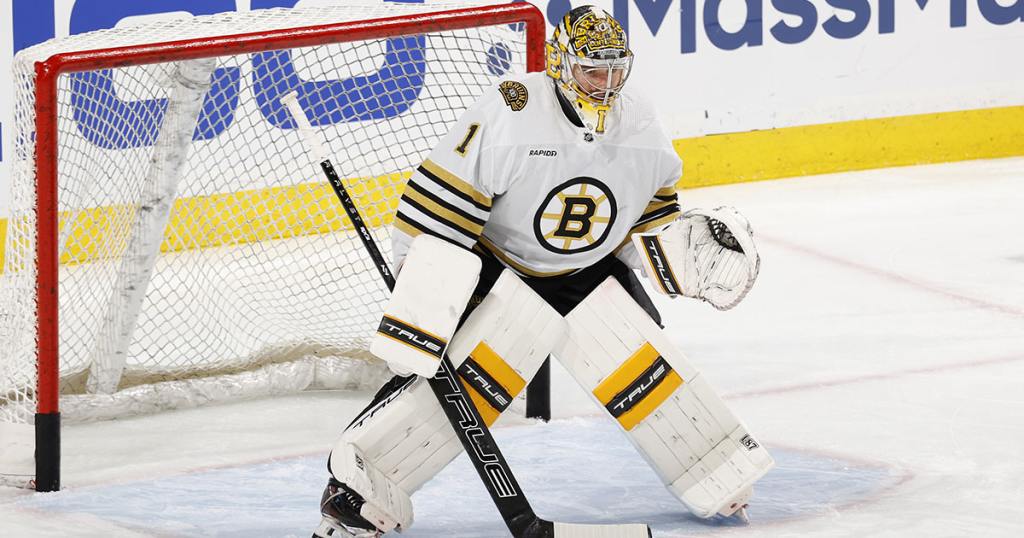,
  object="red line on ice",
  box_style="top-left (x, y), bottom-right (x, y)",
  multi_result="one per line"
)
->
top-left (726, 353), bottom-right (1024, 399)
top-left (760, 234), bottom-right (1024, 320)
